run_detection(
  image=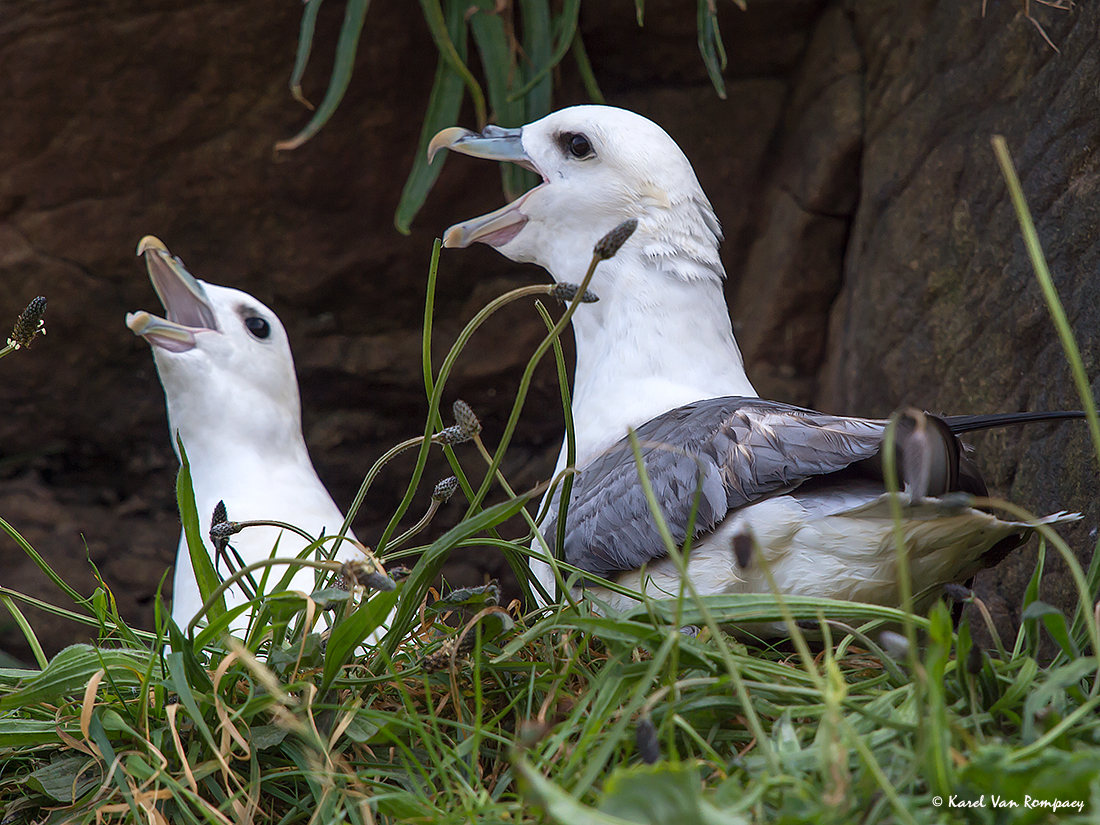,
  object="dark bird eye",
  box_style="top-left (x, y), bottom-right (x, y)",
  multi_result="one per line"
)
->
top-left (566, 133), bottom-right (592, 158)
top-left (244, 316), bottom-right (271, 339)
